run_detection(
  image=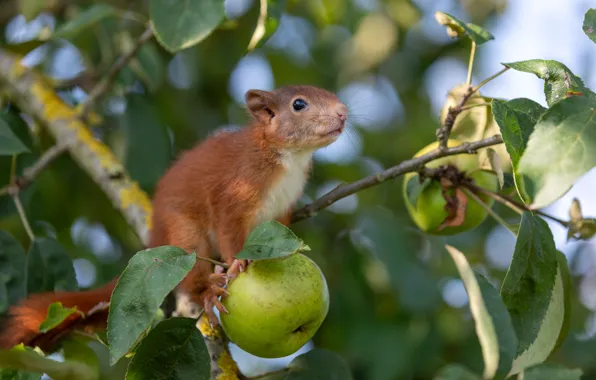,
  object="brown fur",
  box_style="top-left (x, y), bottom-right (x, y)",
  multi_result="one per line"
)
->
top-left (0, 85), bottom-right (347, 351)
